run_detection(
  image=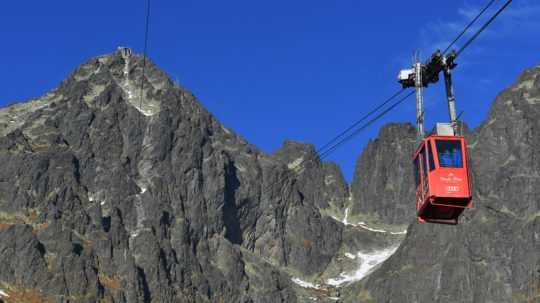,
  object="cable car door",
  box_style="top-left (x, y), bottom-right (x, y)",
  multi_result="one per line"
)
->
top-left (414, 144), bottom-right (429, 213)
